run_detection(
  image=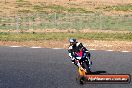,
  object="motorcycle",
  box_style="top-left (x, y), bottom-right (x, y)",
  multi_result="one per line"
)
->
top-left (74, 49), bottom-right (92, 84)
